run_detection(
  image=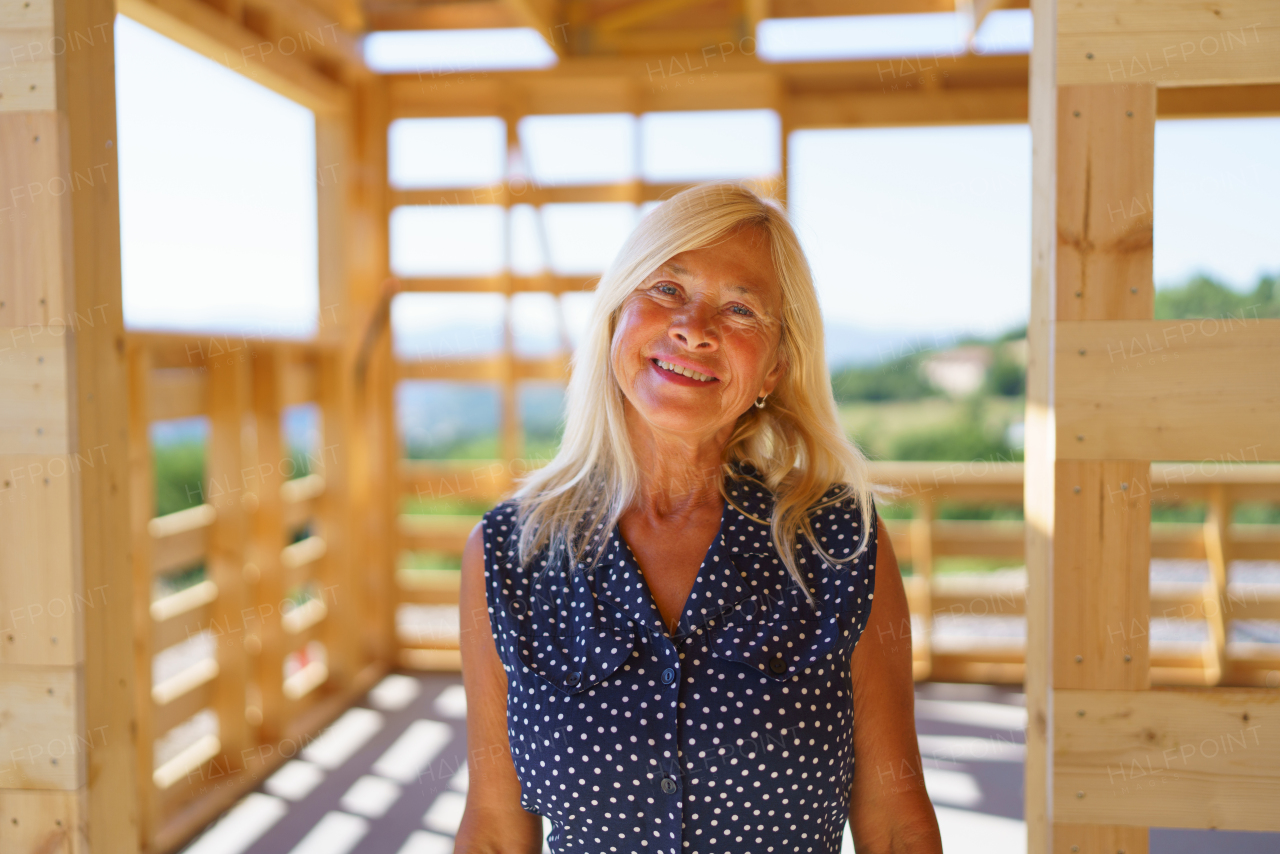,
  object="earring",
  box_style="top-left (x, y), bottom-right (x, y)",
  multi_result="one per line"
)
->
top-left (754, 394), bottom-right (768, 409)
